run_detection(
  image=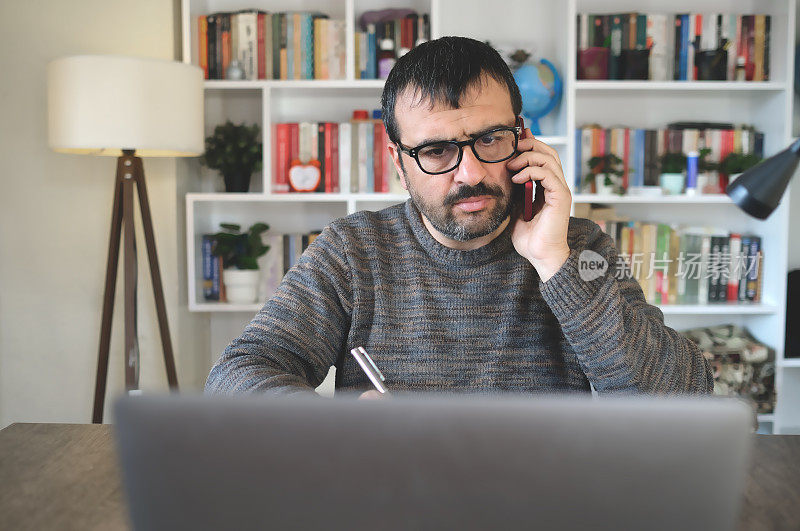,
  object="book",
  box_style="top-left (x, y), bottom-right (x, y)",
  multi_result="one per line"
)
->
top-left (202, 235), bottom-right (220, 301)
top-left (198, 16), bottom-right (209, 79)
top-left (746, 236), bottom-right (761, 301)
top-left (727, 233), bottom-right (741, 302)
top-left (207, 14), bottom-right (218, 79)
top-left (338, 122), bottom-right (352, 193)
top-left (708, 234), bottom-right (725, 302)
